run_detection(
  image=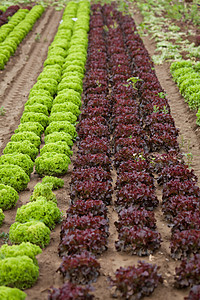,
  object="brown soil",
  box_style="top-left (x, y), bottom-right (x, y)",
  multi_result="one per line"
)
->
top-left (0, 5), bottom-right (200, 300)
